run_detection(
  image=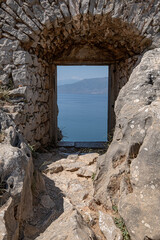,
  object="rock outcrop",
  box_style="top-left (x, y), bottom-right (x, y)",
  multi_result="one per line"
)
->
top-left (0, 110), bottom-right (33, 240)
top-left (0, 0), bottom-right (160, 239)
top-left (94, 48), bottom-right (160, 240)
